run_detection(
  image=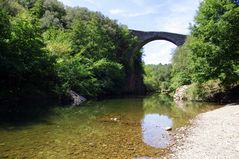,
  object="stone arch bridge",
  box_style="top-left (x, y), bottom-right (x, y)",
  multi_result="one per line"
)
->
top-left (130, 29), bottom-right (187, 51)
top-left (125, 30), bottom-right (187, 94)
